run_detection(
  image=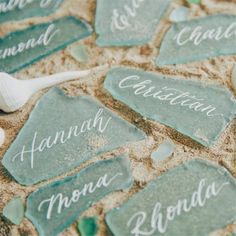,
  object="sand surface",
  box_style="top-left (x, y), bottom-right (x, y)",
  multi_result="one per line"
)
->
top-left (0, 0), bottom-right (236, 235)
